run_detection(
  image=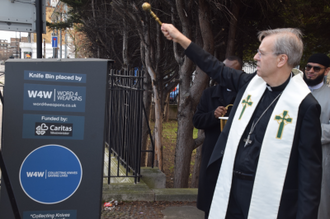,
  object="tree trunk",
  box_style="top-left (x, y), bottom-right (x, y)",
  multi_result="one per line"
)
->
top-left (174, 0), bottom-right (214, 188)
top-left (138, 11), bottom-right (164, 171)
top-left (225, 1), bottom-right (240, 57)
top-left (191, 128), bottom-right (205, 187)
top-left (152, 86), bottom-right (164, 171)
top-left (174, 102), bottom-right (196, 187)
top-left (164, 93), bottom-right (170, 122)
top-left (122, 18), bottom-right (129, 69)
top-left (191, 144), bottom-right (202, 188)
top-left (141, 72), bottom-right (152, 166)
